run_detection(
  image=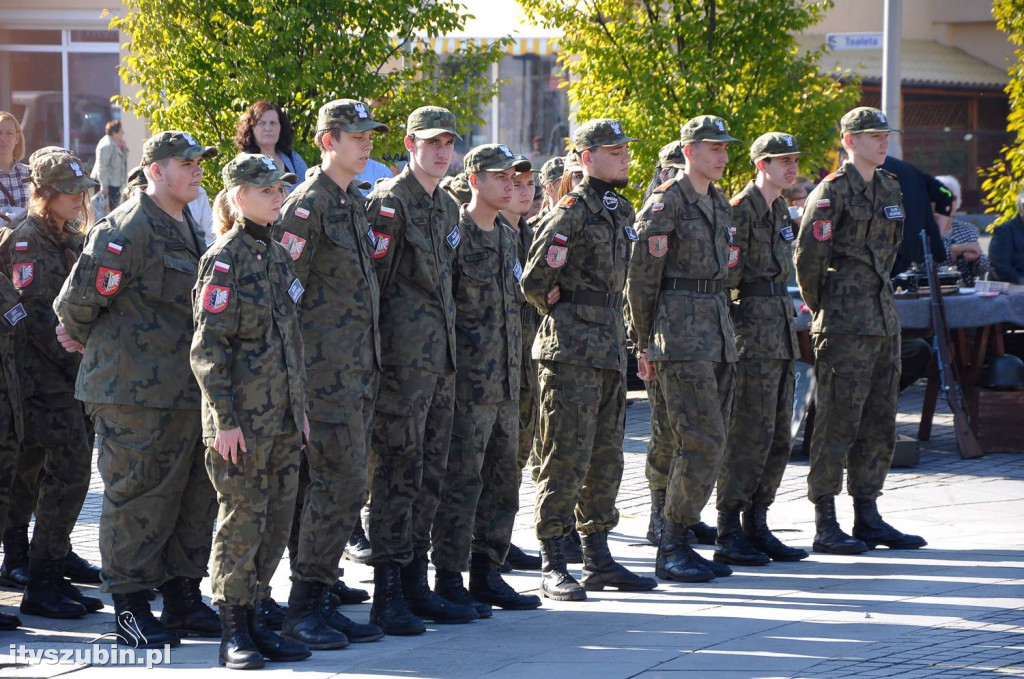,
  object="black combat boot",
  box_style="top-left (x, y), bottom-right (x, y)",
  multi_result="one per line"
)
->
top-left (63, 550), bottom-right (101, 584)
top-left (248, 603), bottom-right (311, 662)
top-left (258, 596), bottom-right (288, 631)
top-left (0, 526), bottom-right (29, 588)
top-left (647, 489), bottom-right (667, 546)
top-left (538, 538), bottom-right (586, 601)
top-left (327, 577), bottom-right (370, 606)
top-left (55, 570), bottom-right (104, 612)
top-left (112, 591), bottom-right (180, 648)
top-left (742, 505), bottom-right (808, 562)
top-left (714, 511), bottom-right (770, 566)
top-left (689, 520), bottom-right (718, 546)
top-left (469, 552), bottom-right (541, 610)
top-left (281, 581), bottom-right (350, 649)
top-left (580, 531), bottom-right (658, 592)
top-left (158, 576), bottom-right (221, 637)
top-left (434, 568), bottom-right (492, 618)
top-left (503, 543), bottom-right (542, 571)
top-left (218, 605), bottom-right (264, 670)
top-left (20, 558), bottom-right (86, 619)
top-left (852, 498), bottom-right (927, 550)
top-left (813, 496), bottom-right (869, 554)
top-left (318, 599), bottom-right (385, 642)
top-left (655, 521), bottom-right (715, 583)
top-left (343, 522), bottom-right (372, 565)
top-left (368, 563), bottom-right (425, 636)
top-left (0, 606), bottom-right (20, 630)
top-left (400, 557), bottom-right (477, 624)
top-left (563, 528), bottom-right (583, 564)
